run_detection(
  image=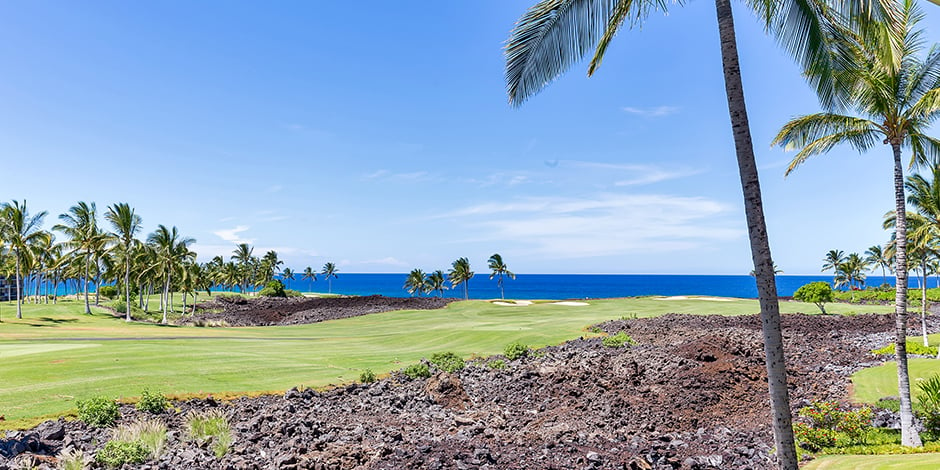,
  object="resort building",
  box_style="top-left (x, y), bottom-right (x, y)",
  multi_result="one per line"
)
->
top-left (0, 277), bottom-right (17, 302)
